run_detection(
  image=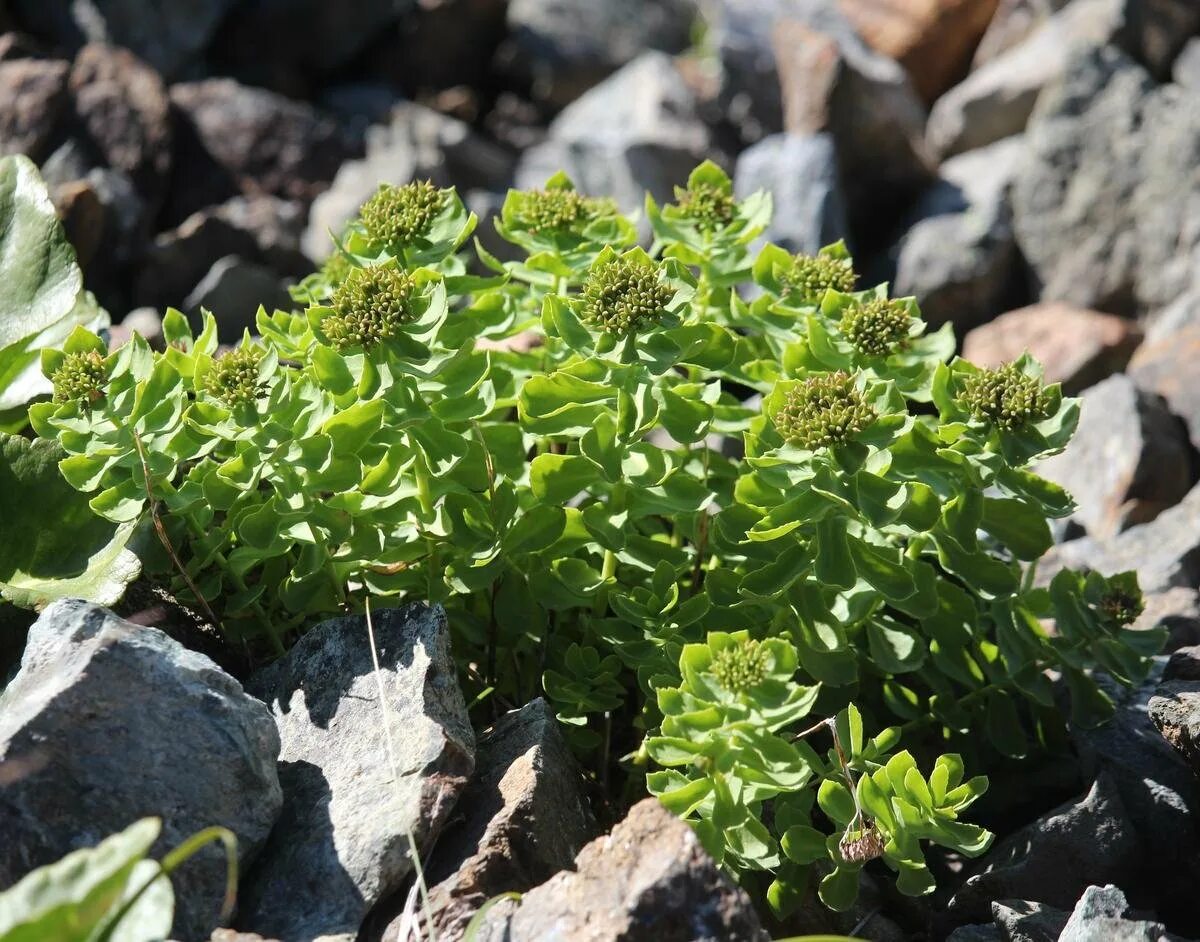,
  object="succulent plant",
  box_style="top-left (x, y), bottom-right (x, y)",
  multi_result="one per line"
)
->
top-left (772, 371), bottom-right (877, 450)
top-left (203, 346), bottom-right (266, 407)
top-left (710, 636), bottom-right (772, 695)
top-left (957, 363), bottom-right (1049, 431)
top-left (323, 264), bottom-right (417, 350)
top-left (580, 254), bottom-right (674, 334)
top-left (840, 298), bottom-right (913, 357)
top-left (51, 350), bottom-right (107, 405)
top-left (778, 252), bottom-right (857, 302)
top-left (514, 187), bottom-right (616, 235)
top-left (673, 181), bottom-right (736, 232)
top-left (358, 180), bottom-right (445, 247)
